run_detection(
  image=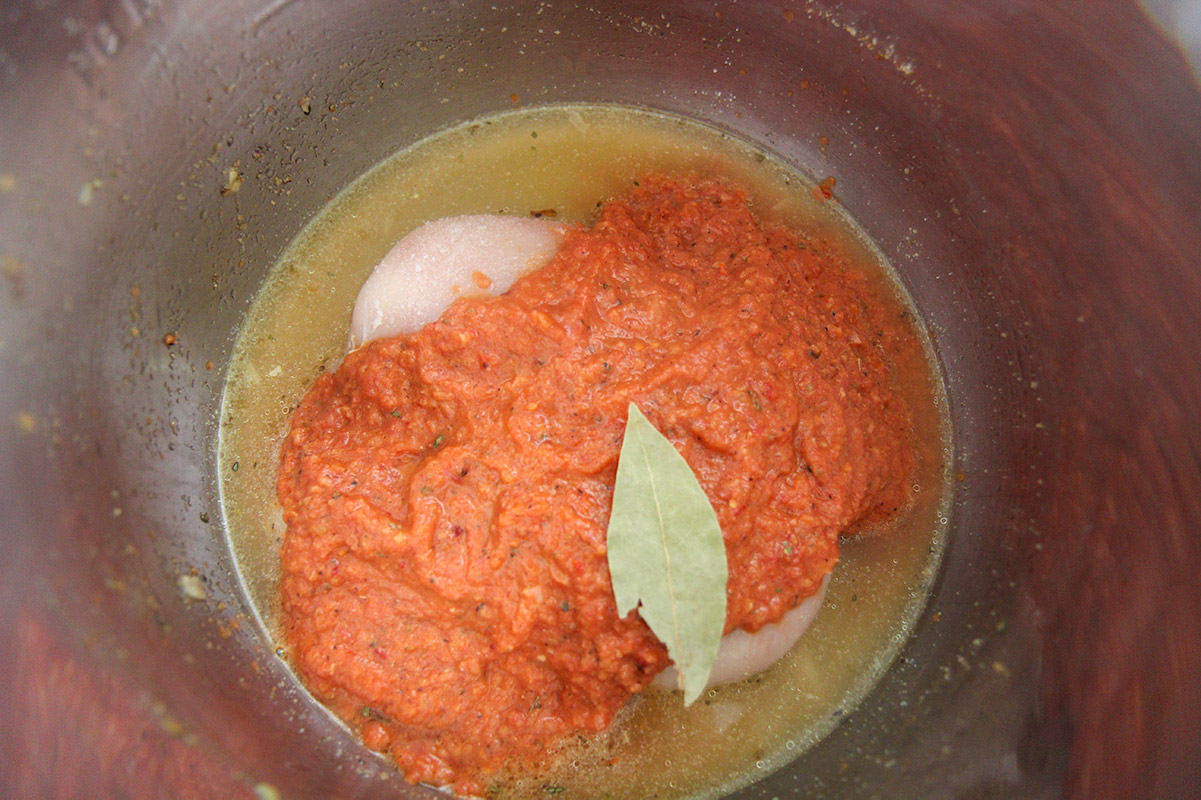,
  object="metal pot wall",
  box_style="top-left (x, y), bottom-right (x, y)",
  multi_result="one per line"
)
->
top-left (2, 1), bottom-right (1199, 798)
